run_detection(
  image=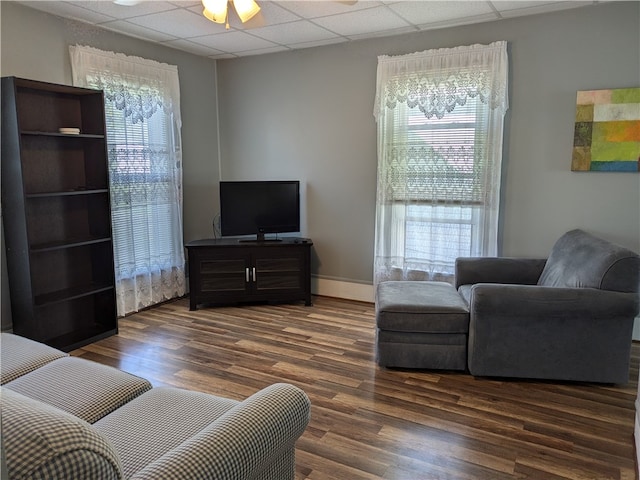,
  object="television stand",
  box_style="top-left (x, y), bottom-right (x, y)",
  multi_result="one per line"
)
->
top-left (185, 237), bottom-right (313, 310)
